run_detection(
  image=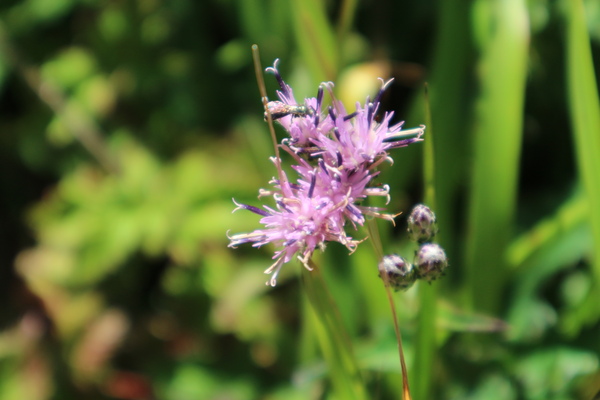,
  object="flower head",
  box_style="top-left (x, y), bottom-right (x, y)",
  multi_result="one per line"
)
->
top-left (229, 59), bottom-right (425, 286)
